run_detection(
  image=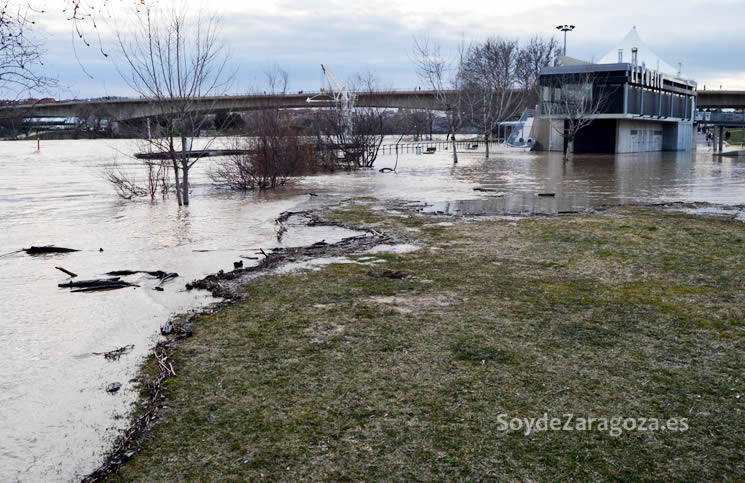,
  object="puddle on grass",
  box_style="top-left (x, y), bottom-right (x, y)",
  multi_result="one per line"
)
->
top-left (667, 206), bottom-right (745, 221)
top-left (365, 243), bottom-right (421, 254)
top-left (275, 256), bottom-right (358, 275)
top-left (421, 193), bottom-right (590, 216)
